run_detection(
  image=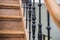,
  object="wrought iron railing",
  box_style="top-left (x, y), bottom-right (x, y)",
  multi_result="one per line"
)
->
top-left (32, 0), bottom-right (36, 40)
top-left (38, 0), bottom-right (42, 40)
top-left (22, 0), bottom-right (51, 40)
